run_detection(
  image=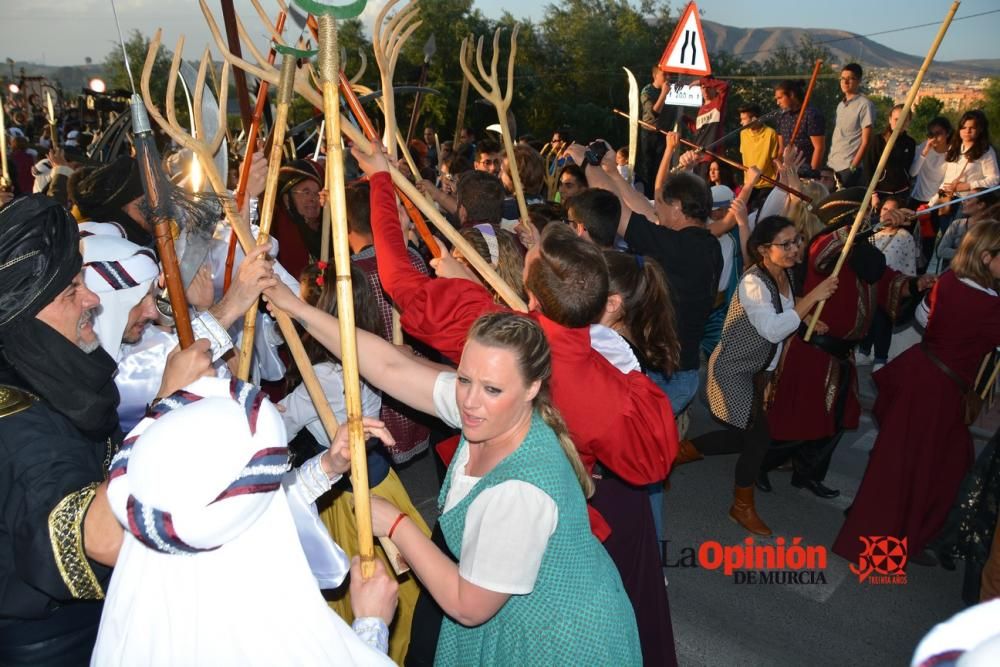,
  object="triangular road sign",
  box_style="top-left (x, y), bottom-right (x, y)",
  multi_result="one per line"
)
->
top-left (658, 2), bottom-right (712, 77)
